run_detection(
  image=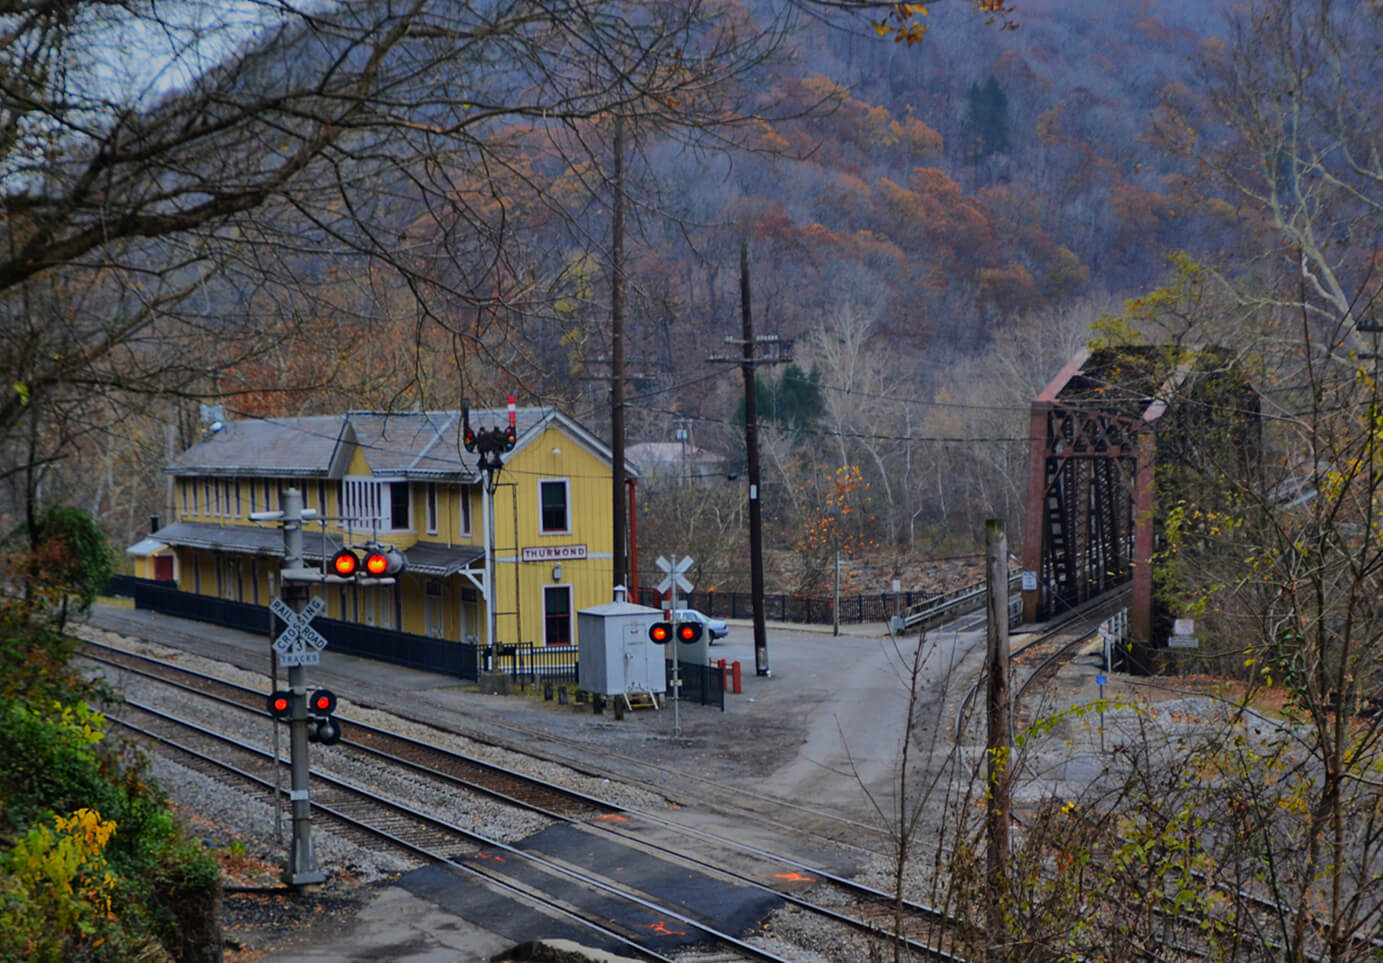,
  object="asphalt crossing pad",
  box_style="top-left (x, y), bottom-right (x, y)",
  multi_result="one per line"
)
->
top-left (397, 862), bottom-right (630, 954)
top-left (516, 823), bottom-right (783, 941)
top-left (397, 824), bottom-right (783, 955)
